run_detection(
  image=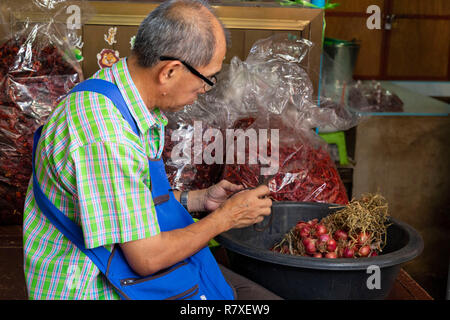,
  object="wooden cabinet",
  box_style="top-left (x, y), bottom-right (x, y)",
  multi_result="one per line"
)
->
top-left (325, 0), bottom-right (450, 81)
